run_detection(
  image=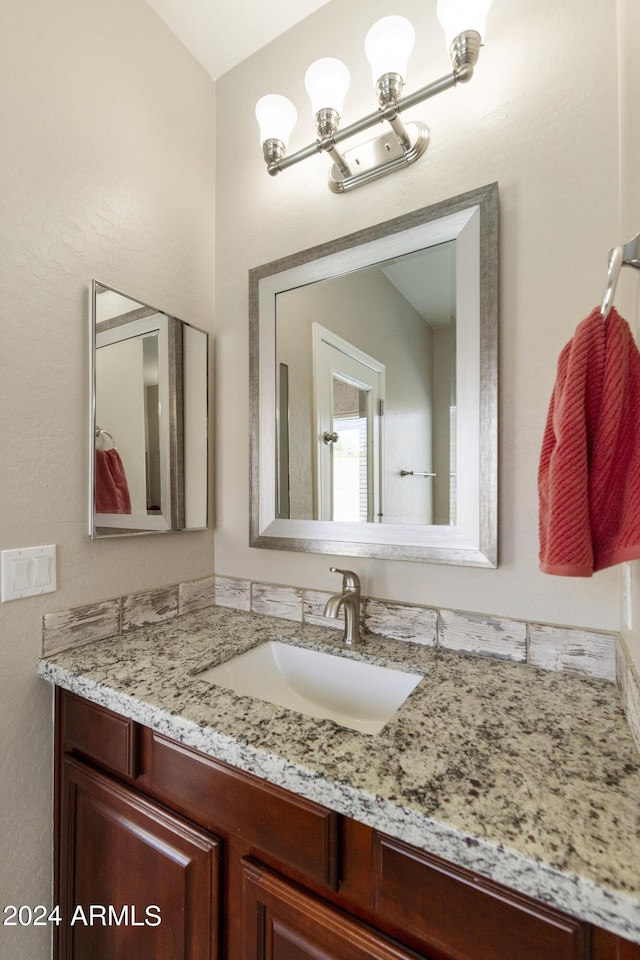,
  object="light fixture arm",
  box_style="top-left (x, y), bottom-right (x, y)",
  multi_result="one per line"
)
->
top-left (385, 111), bottom-right (411, 151)
top-left (327, 145), bottom-right (351, 178)
top-left (267, 58), bottom-right (473, 182)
